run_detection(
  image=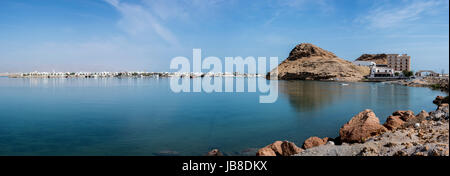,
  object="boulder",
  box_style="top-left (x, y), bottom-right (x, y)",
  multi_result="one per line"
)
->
top-left (256, 147), bottom-right (276, 156)
top-left (269, 141), bottom-right (283, 155)
top-left (281, 141), bottom-right (304, 156)
top-left (383, 115), bottom-right (404, 130)
top-left (416, 110), bottom-right (429, 119)
top-left (339, 109), bottom-right (387, 143)
top-left (392, 110), bottom-right (415, 121)
top-left (433, 96), bottom-right (449, 106)
top-left (256, 141), bottom-right (303, 156)
top-left (302, 136), bottom-right (328, 149)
